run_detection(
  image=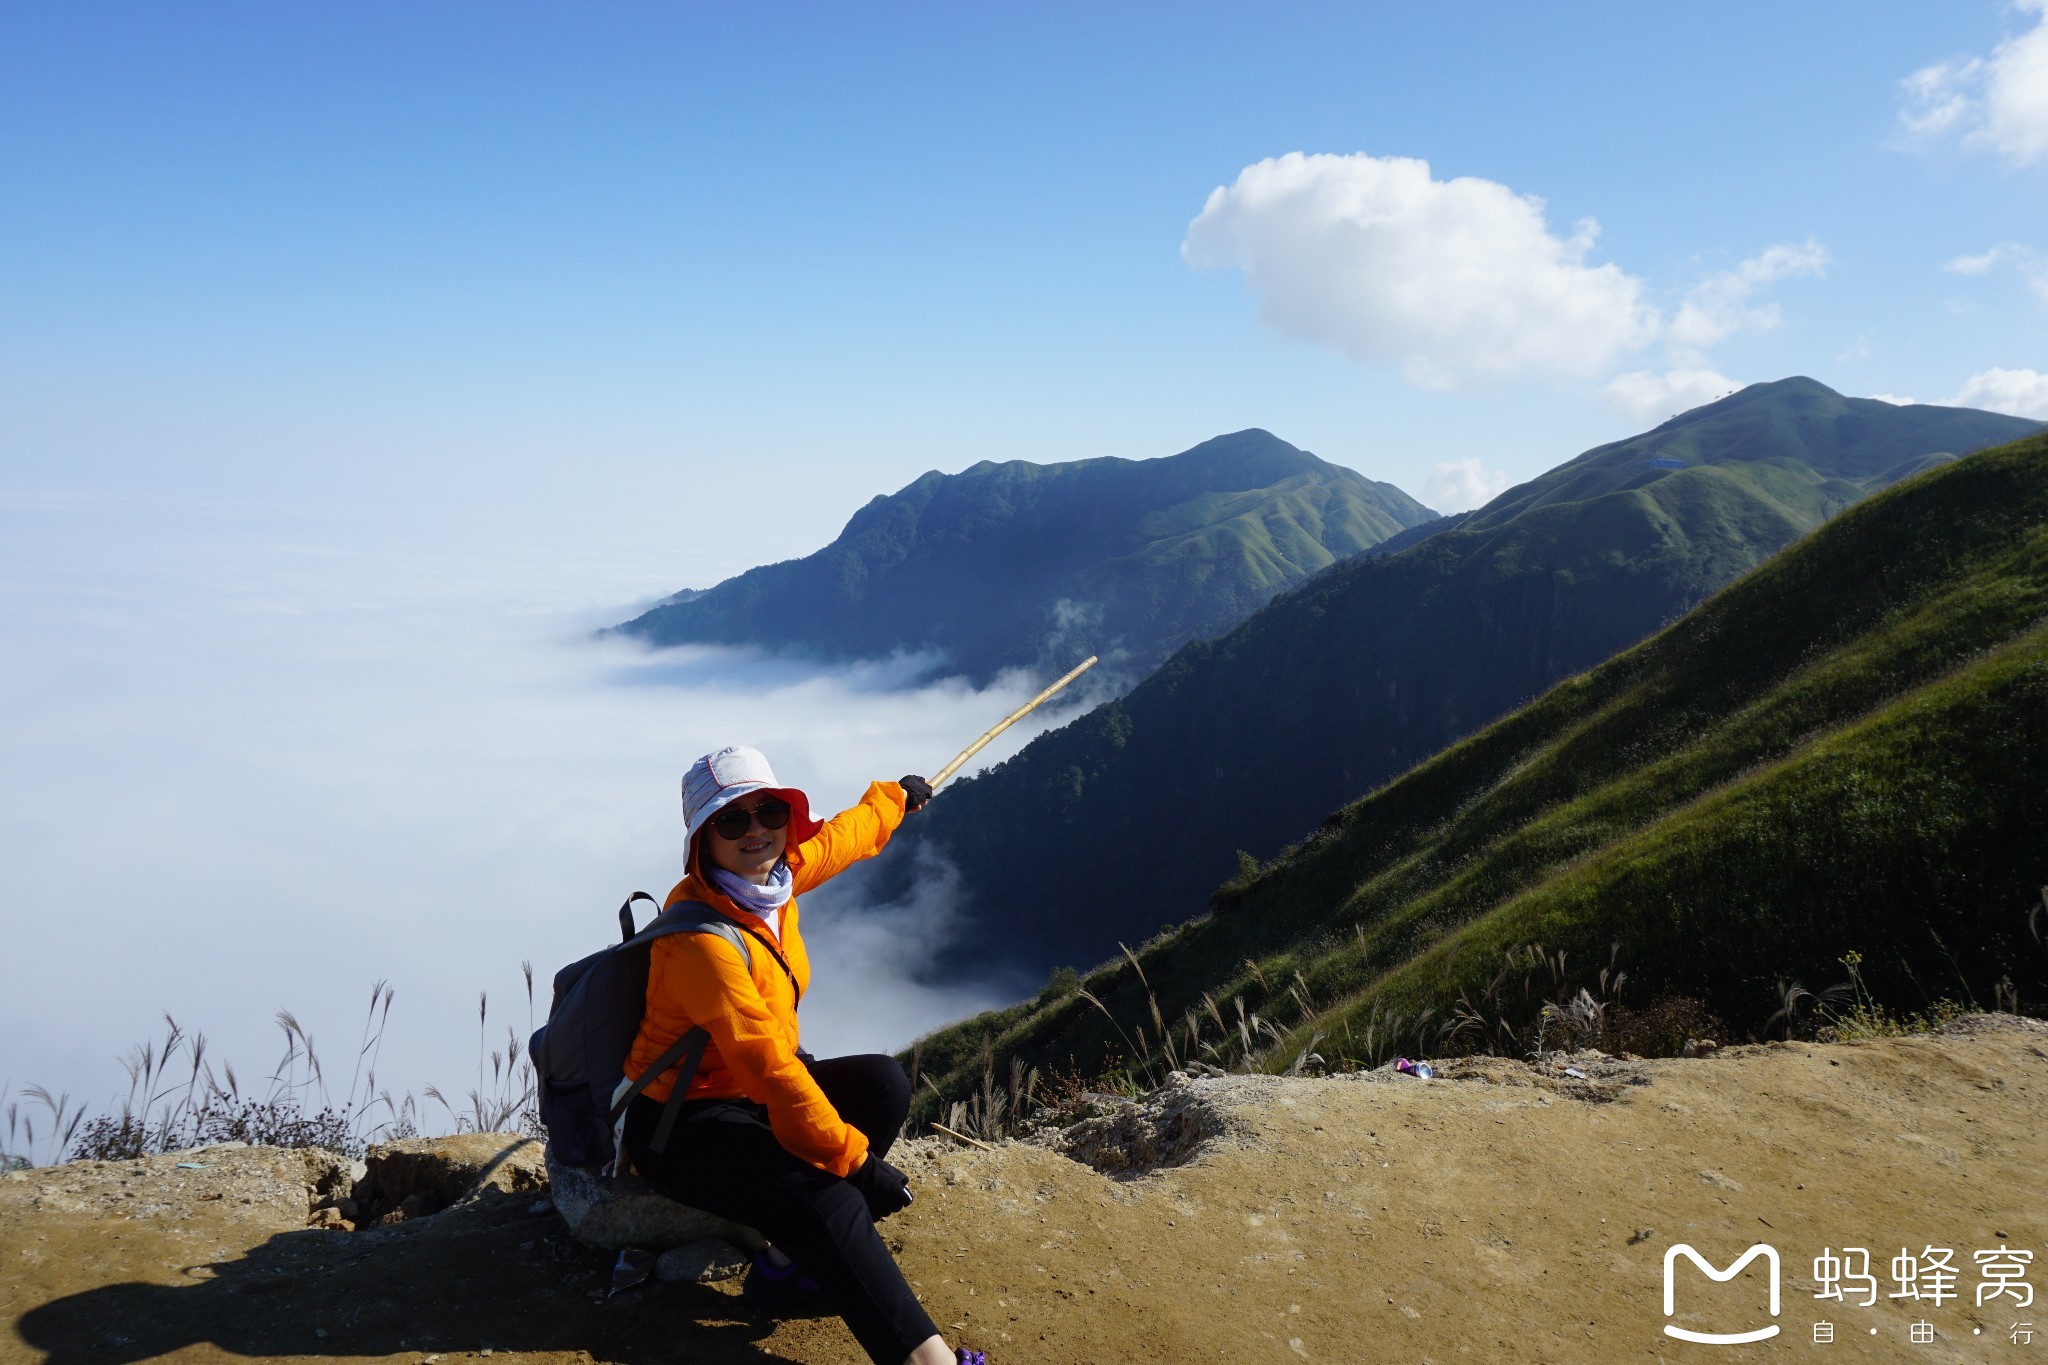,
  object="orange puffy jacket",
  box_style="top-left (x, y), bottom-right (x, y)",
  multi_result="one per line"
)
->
top-left (622, 779), bottom-right (908, 1177)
